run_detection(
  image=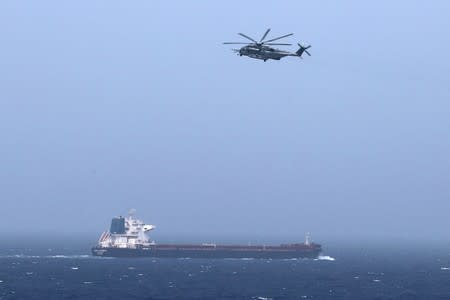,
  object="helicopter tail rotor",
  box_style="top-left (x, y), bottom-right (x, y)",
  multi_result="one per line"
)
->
top-left (296, 44), bottom-right (311, 58)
